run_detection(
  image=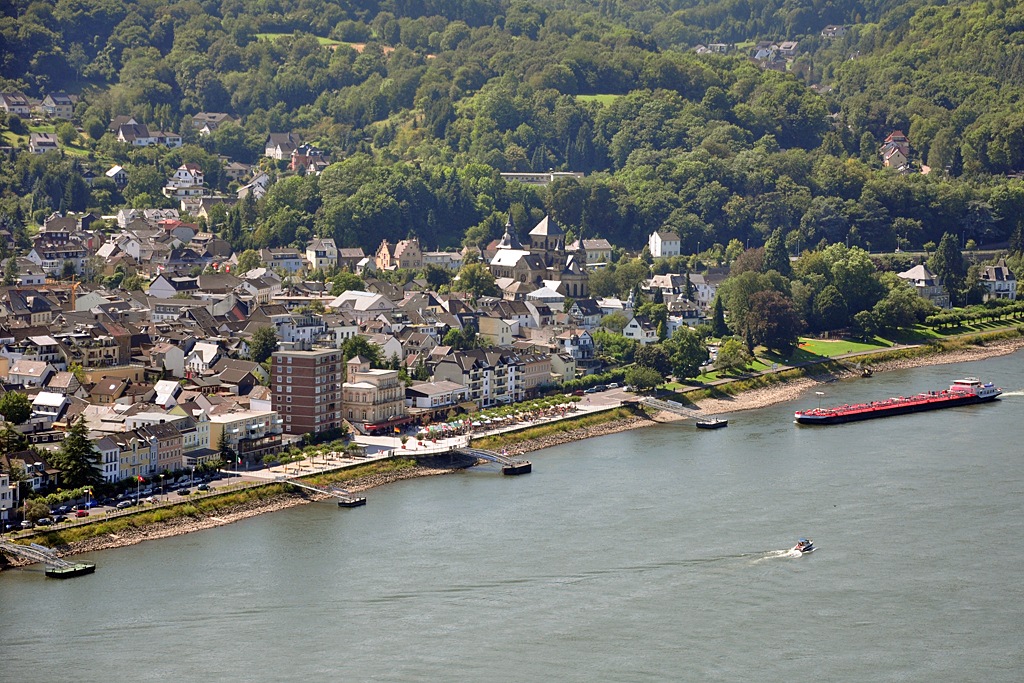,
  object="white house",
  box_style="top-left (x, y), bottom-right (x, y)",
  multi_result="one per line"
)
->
top-left (821, 25), bottom-right (847, 38)
top-left (93, 436), bottom-right (121, 483)
top-left (306, 237), bottom-right (338, 270)
top-left (980, 258), bottom-right (1017, 301)
top-left (623, 315), bottom-right (659, 345)
top-left (649, 231), bottom-right (681, 259)
top-left (163, 163), bottom-right (204, 199)
top-left (185, 341), bottom-right (221, 375)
